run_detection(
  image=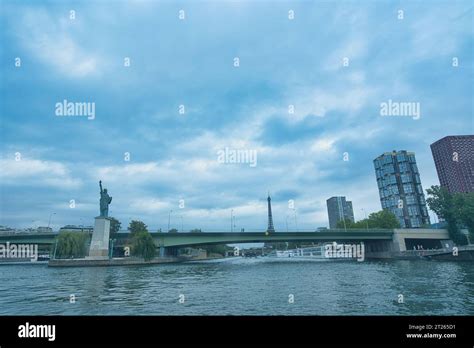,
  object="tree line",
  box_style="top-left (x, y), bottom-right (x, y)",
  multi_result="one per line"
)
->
top-left (336, 185), bottom-right (473, 246)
